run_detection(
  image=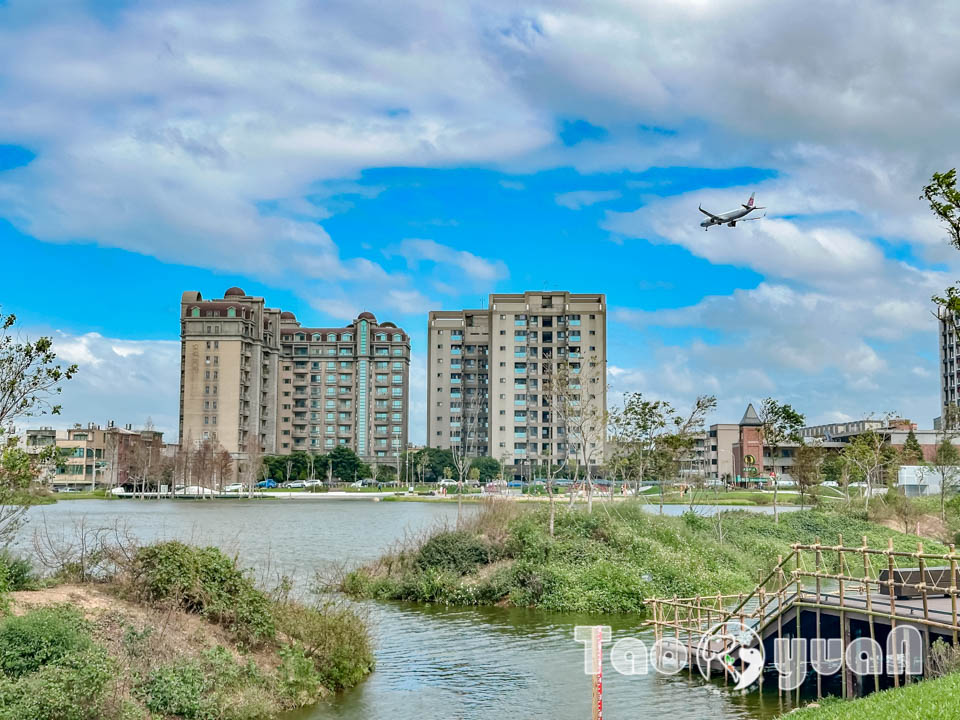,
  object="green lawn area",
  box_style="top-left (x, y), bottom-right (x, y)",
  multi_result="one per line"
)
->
top-left (786, 673), bottom-right (960, 719)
